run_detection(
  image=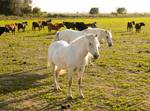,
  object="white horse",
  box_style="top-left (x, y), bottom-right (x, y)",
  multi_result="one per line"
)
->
top-left (48, 34), bottom-right (100, 99)
top-left (55, 28), bottom-right (113, 47)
